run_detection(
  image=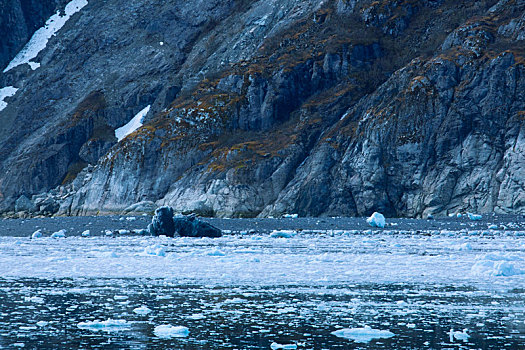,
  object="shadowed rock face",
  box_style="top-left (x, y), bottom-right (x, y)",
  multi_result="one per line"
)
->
top-left (0, 0), bottom-right (68, 71)
top-left (1, 0), bottom-right (524, 217)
